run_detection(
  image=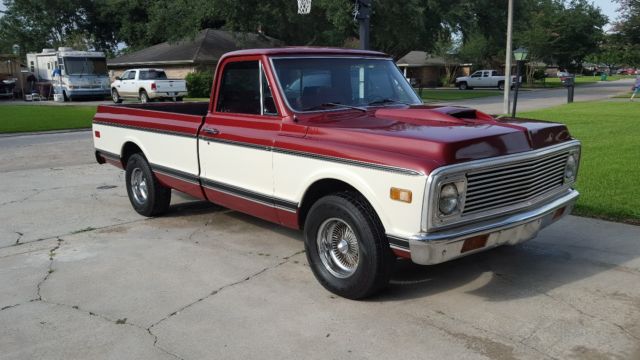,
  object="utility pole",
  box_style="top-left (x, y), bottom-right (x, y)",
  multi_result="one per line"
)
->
top-left (355, 0), bottom-right (372, 50)
top-left (503, 0), bottom-right (514, 115)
